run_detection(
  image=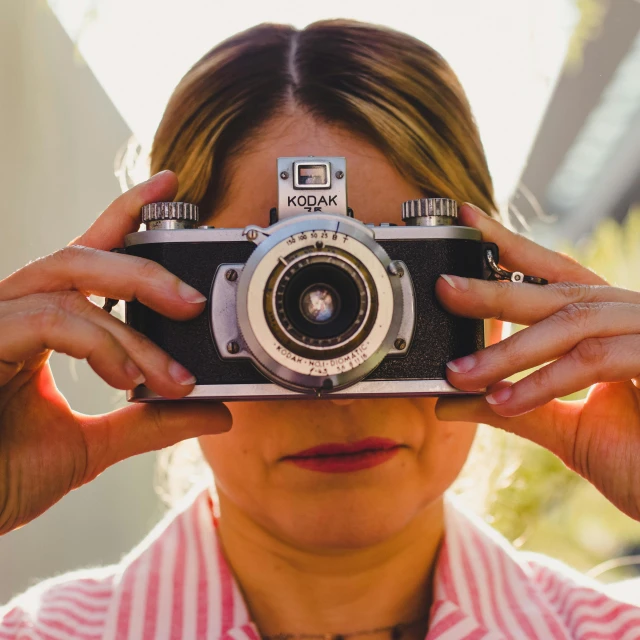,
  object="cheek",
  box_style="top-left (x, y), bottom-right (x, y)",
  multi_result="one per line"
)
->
top-left (410, 399), bottom-right (478, 499)
top-left (197, 403), bottom-right (272, 506)
top-left (419, 421), bottom-right (478, 489)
